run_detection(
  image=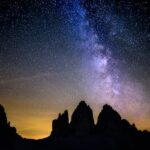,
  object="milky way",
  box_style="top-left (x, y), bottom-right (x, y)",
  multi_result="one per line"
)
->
top-left (59, 0), bottom-right (150, 116)
top-left (0, 0), bottom-right (150, 139)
